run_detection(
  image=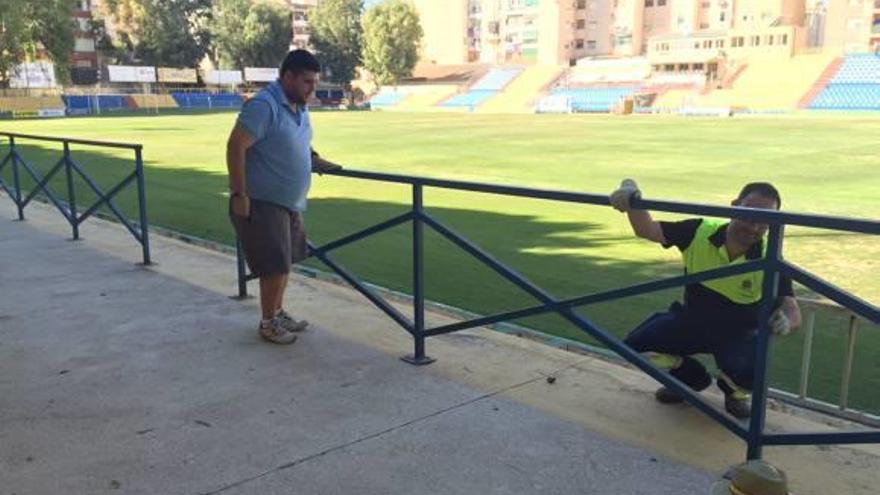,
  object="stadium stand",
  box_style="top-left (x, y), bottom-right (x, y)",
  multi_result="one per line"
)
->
top-left (369, 87), bottom-right (408, 109)
top-left (129, 94), bottom-right (179, 110)
top-left (172, 92), bottom-right (243, 109)
top-left (62, 94), bottom-right (131, 115)
top-left (544, 87), bottom-right (638, 113)
top-left (809, 54), bottom-right (880, 110)
top-left (569, 57), bottom-right (651, 85)
top-left (440, 90), bottom-right (498, 110)
top-left (390, 85), bottom-right (461, 112)
top-left (535, 85), bottom-right (639, 113)
top-left (642, 54), bottom-right (836, 113)
top-left (478, 65), bottom-right (564, 114)
top-left (367, 64), bottom-right (485, 111)
top-left (0, 95), bottom-right (66, 115)
top-left (441, 67), bottom-right (523, 110)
